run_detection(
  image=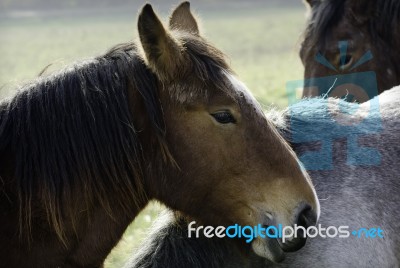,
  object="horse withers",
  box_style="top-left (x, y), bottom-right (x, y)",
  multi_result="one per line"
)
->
top-left (126, 86), bottom-right (400, 267)
top-left (0, 2), bottom-right (318, 267)
top-left (300, 0), bottom-right (400, 101)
